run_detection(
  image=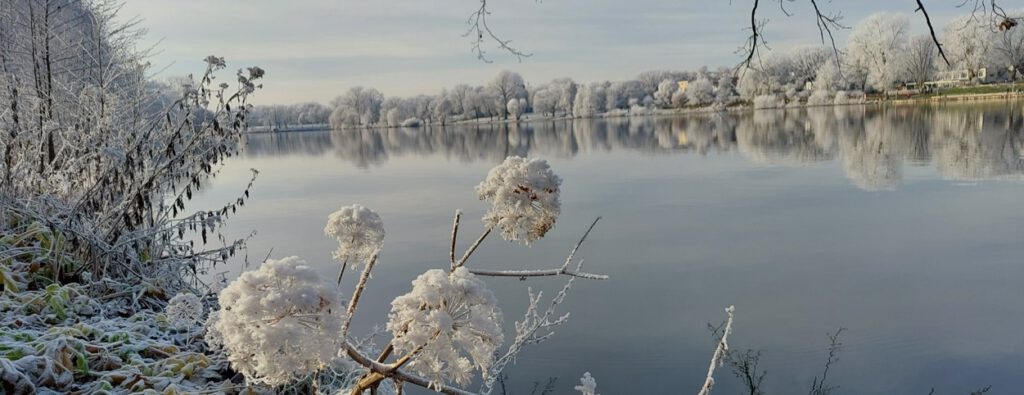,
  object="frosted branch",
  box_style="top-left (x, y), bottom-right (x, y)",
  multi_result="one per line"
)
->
top-left (471, 217), bottom-right (607, 280)
top-left (343, 251), bottom-right (380, 336)
top-left (697, 306), bottom-right (736, 395)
